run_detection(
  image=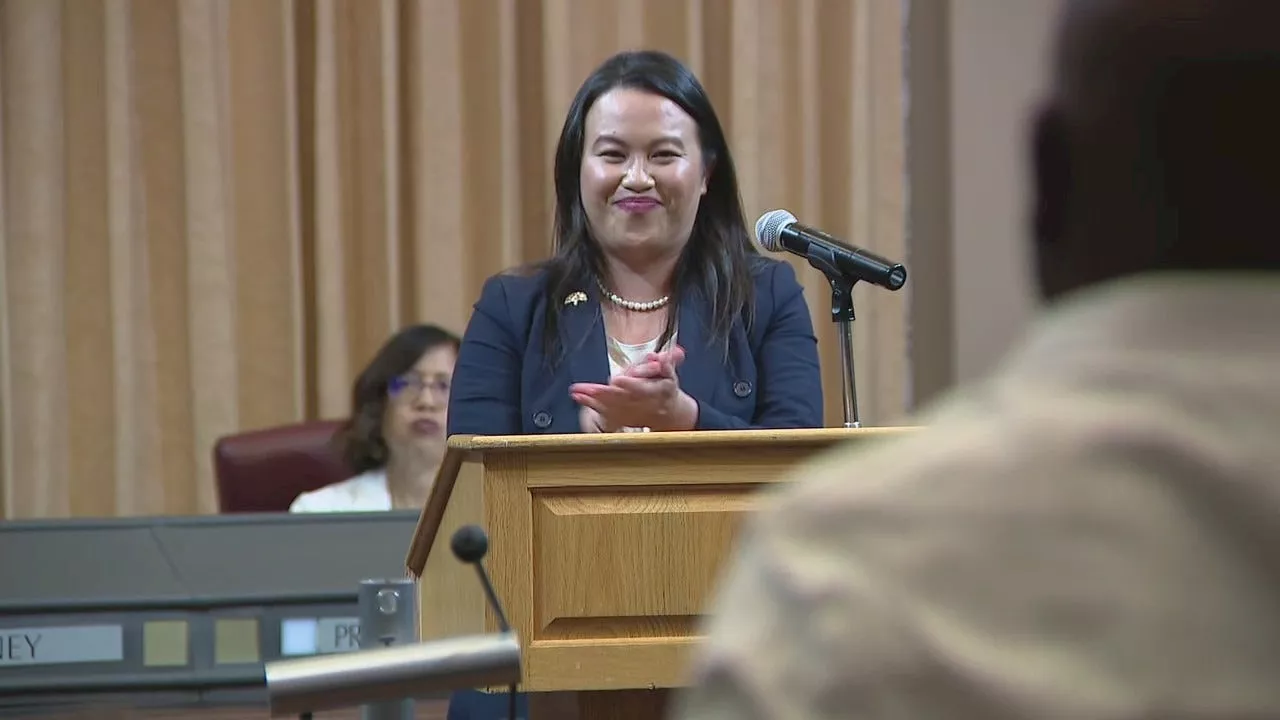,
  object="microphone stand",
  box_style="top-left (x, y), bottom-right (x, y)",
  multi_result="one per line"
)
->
top-left (805, 245), bottom-right (861, 428)
top-left (452, 525), bottom-right (519, 720)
